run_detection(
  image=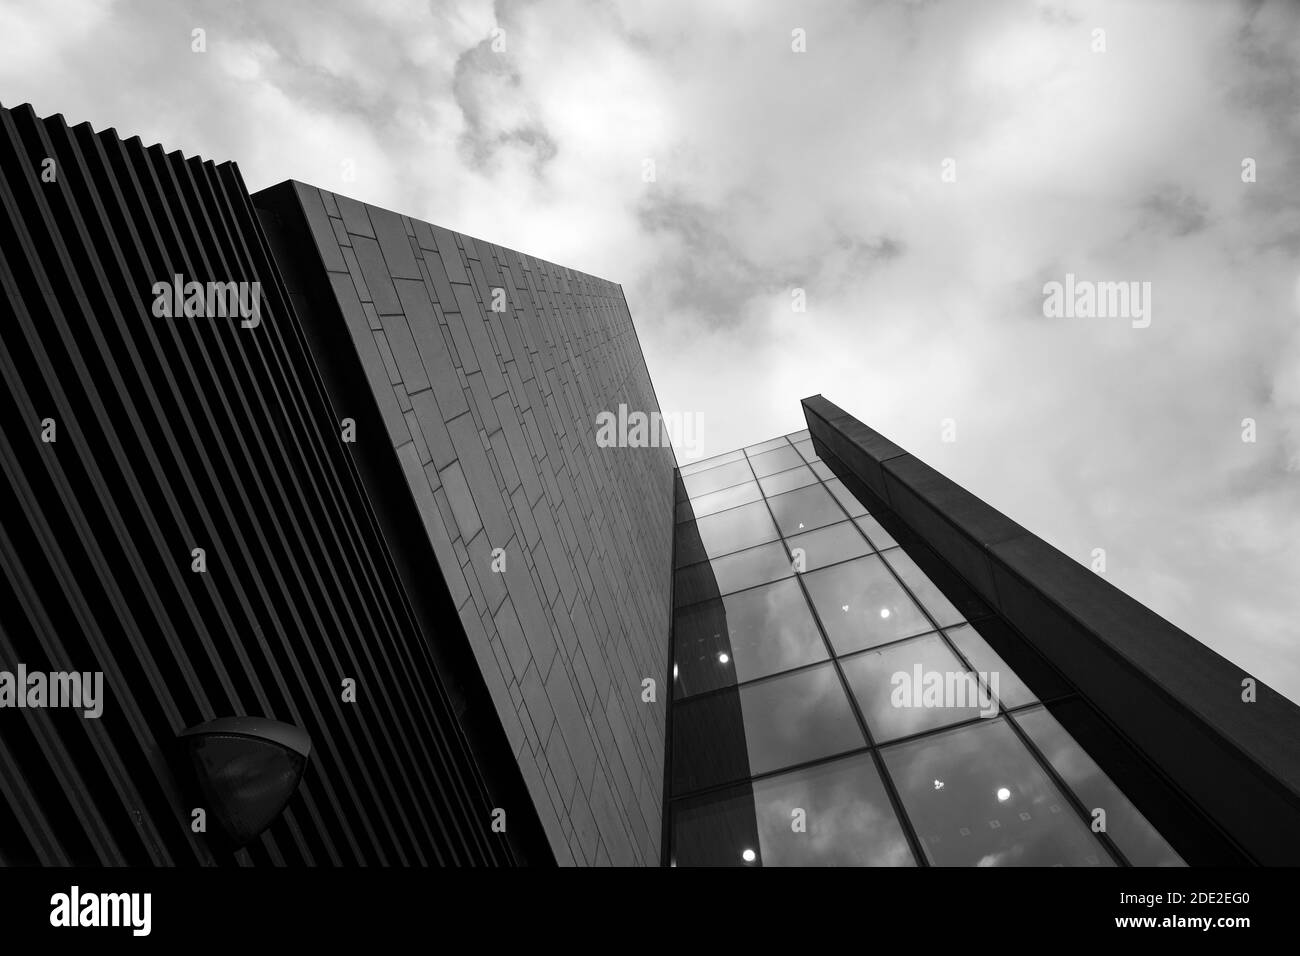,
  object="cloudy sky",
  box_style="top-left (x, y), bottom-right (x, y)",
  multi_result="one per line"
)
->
top-left (2, 0), bottom-right (1297, 703)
